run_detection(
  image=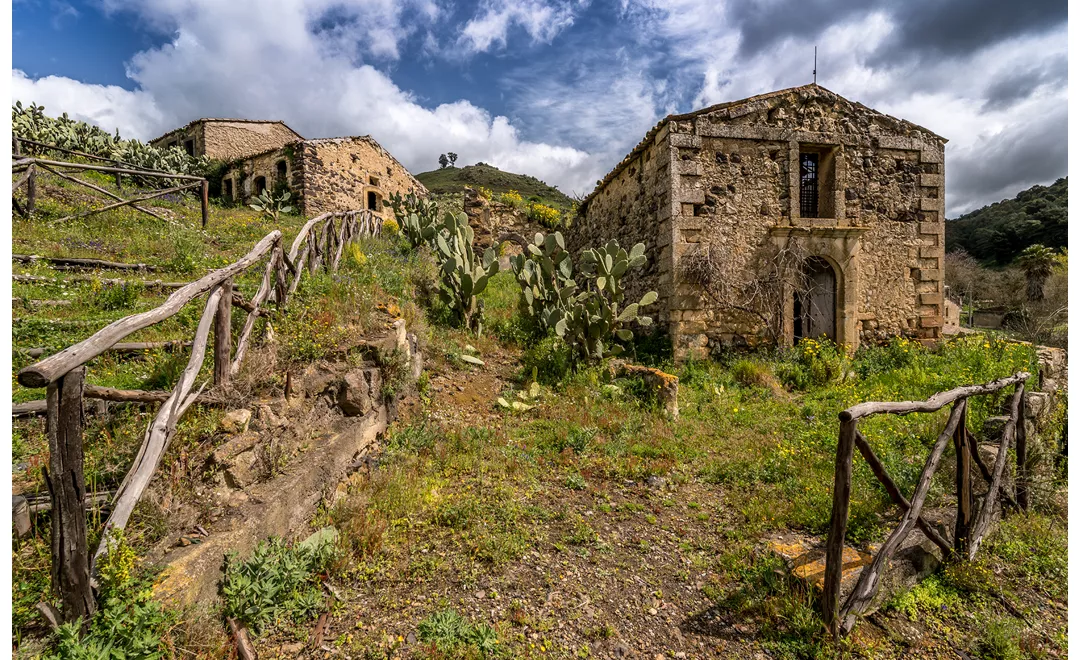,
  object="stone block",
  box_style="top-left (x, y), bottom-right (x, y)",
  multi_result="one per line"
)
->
top-left (680, 202), bottom-right (696, 216)
top-left (675, 160), bottom-right (703, 176)
top-left (920, 293), bottom-right (943, 305)
top-left (919, 246), bottom-right (940, 258)
top-left (919, 148), bottom-right (944, 164)
top-left (1024, 392), bottom-right (1050, 420)
top-left (919, 173), bottom-right (944, 188)
top-left (918, 315), bottom-right (943, 328)
top-left (337, 368), bottom-right (382, 416)
top-left (679, 217), bottom-right (703, 231)
top-left (669, 133), bottom-right (702, 148)
top-left (919, 197), bottom-right (943, 212)
top-left (918, 221), bottom-right (943, 235)
top-left (220, 409), bottom-right (252, 435)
